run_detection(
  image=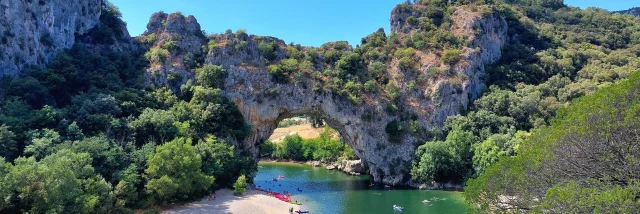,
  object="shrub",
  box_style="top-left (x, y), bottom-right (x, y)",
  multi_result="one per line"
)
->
top-left (258, 41), bottom-right (277, 61)
top-left (233, 175), bottom-right (247, 196)
top-left (364, 80), bottom-right (379, 92)
top-left (268, 65), bottom-right (287, 83)
top-left (196, 65), bottom-right (227, 88)
top-left (235, 29), bottom-right (247, 36)
top-left (385, 120), bottom-right (405, 142)
top-left (395, 47), bottom-right (415, 59)
top-left (207, 39), bottom-right (218, 50)
top-left (144, 47), bottom-right (169, 63)
top-left (141, 33), bottom-right (157, 44)
top-left (335, 52), bottom-right (362, 76)
top-left (385, 81), bottom-right (401, 101)
top-left (441, 49), bottom-right (462, 64)
top-left (235, 41), bottom-right (248, 50)
top-left (265, 87), bottom-right (279, 98)
top-left (368, 61), bottom-right (385, 80)
top-left (162, 40), bottom-right (178, 52)
top-left (333, 41), bottom-right (349, 51)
